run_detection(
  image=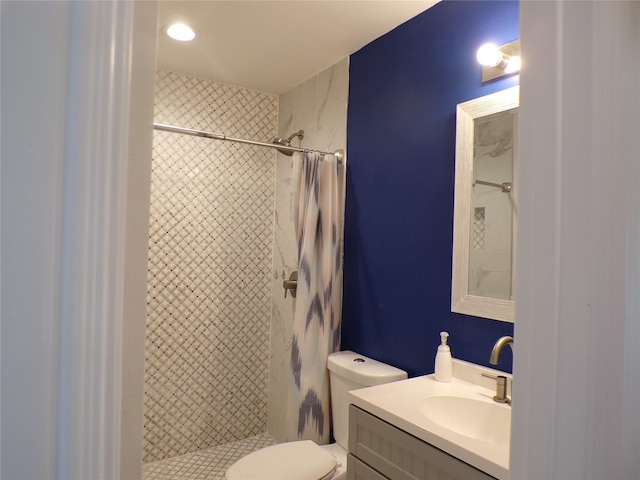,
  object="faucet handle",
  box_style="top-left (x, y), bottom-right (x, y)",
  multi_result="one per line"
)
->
top-left (282, 271), bottom-right (298, 298)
